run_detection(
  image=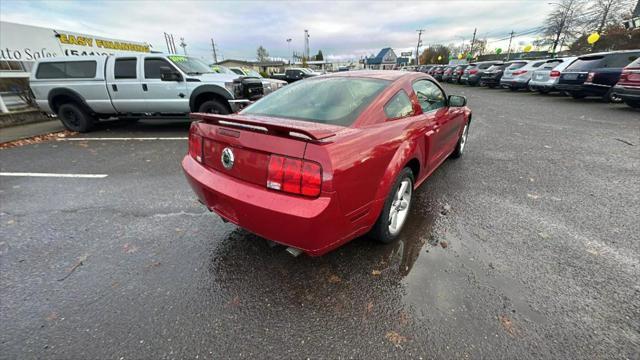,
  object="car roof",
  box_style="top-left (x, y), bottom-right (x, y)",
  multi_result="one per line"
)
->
top-left (321, 70), bottom-right (420, 81)
top-left (577, 50), bottom-right (640, 58)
